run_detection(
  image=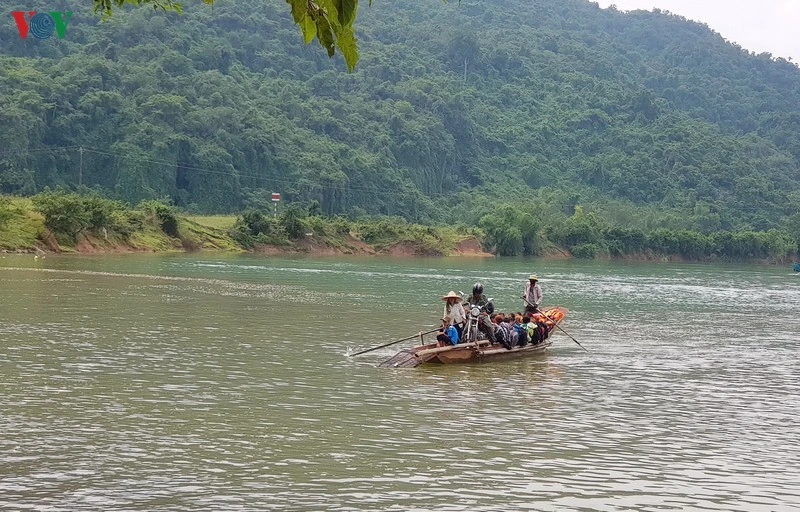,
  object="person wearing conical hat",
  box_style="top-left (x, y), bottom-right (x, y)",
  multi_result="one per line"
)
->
top-left (441, 290), bottom-right (466, 341)
top-left (523, 274), bottom-right (542, 314)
